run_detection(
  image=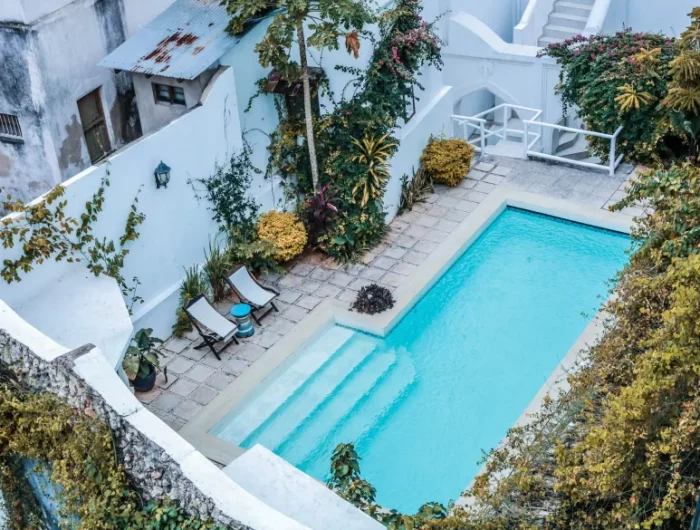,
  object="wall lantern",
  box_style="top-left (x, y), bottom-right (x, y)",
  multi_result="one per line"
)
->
top-left (154, 161), bottom-right (171, 189)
